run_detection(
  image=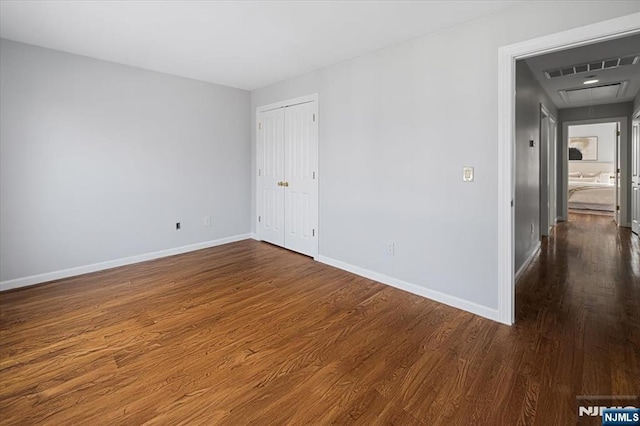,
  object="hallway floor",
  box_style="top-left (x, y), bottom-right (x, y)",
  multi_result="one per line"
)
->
top-left (515, 213), bottom-right (639, 424)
